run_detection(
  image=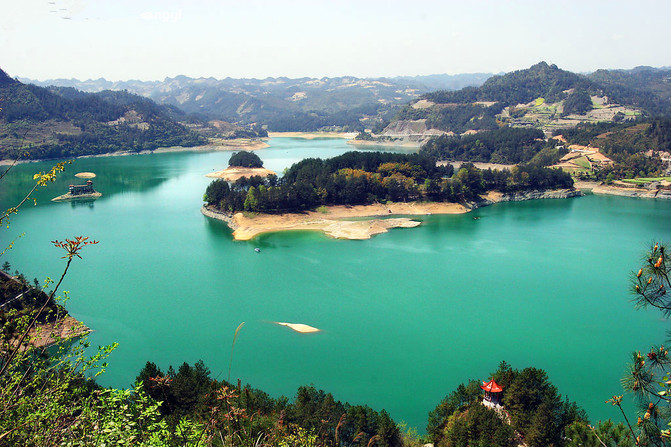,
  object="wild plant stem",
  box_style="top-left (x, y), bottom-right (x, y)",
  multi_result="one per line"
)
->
top-left (0, 256), bottom-right (72, 378)
top-left (616, 401), bottom-right (639, 446)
